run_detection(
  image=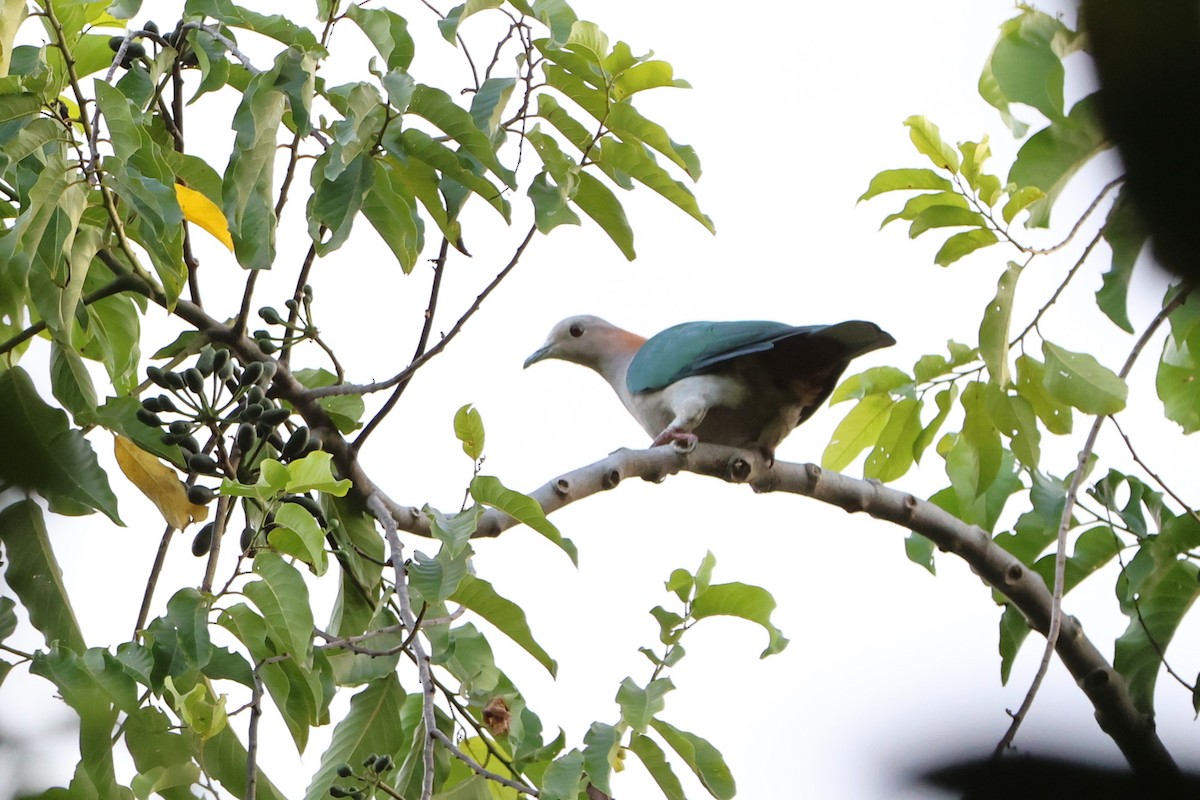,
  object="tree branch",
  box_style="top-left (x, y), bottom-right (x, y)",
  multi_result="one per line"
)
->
top-left (308, 224), bottom-right (538, 399)
top-left (408, 443), bottom-right (1177, 782)
top-left (99, 257), bottom-right (1176, 782)
top-left (1000, 288), bottom-right (1189, 753)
